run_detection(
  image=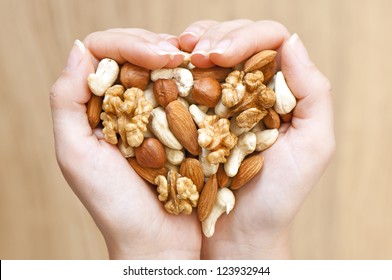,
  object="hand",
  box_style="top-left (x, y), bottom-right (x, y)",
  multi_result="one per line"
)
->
top-left (50, 29), bottom-right (202, 259)
top-left (179, 20), bottom-right (335, 259)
